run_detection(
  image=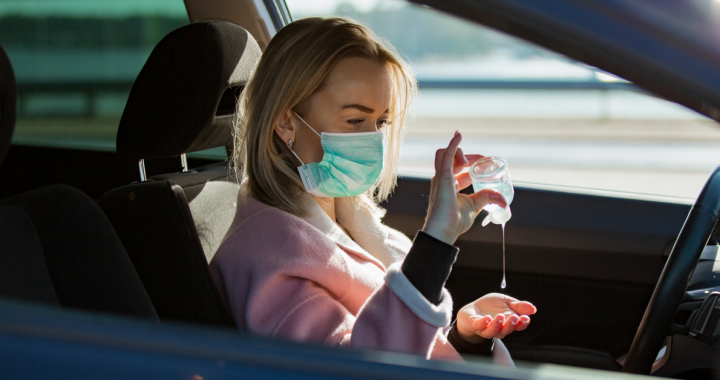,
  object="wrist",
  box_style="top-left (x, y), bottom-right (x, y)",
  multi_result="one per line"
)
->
top-left (448, 323), bottom-right (495, 357)
top-left (456, 324), bottom-right (488, 344)
top-left (421, 223), bottom-right (455, 245)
